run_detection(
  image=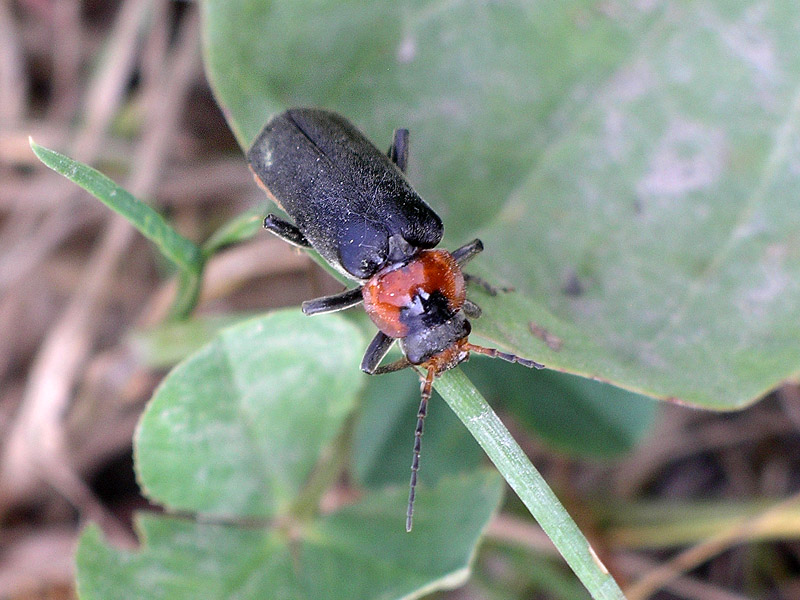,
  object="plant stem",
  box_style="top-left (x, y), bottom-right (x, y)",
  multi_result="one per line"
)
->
top-left (435, 368), bottom-right (626, 600)
top-left (168, 269), bottom-right (204, 321)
